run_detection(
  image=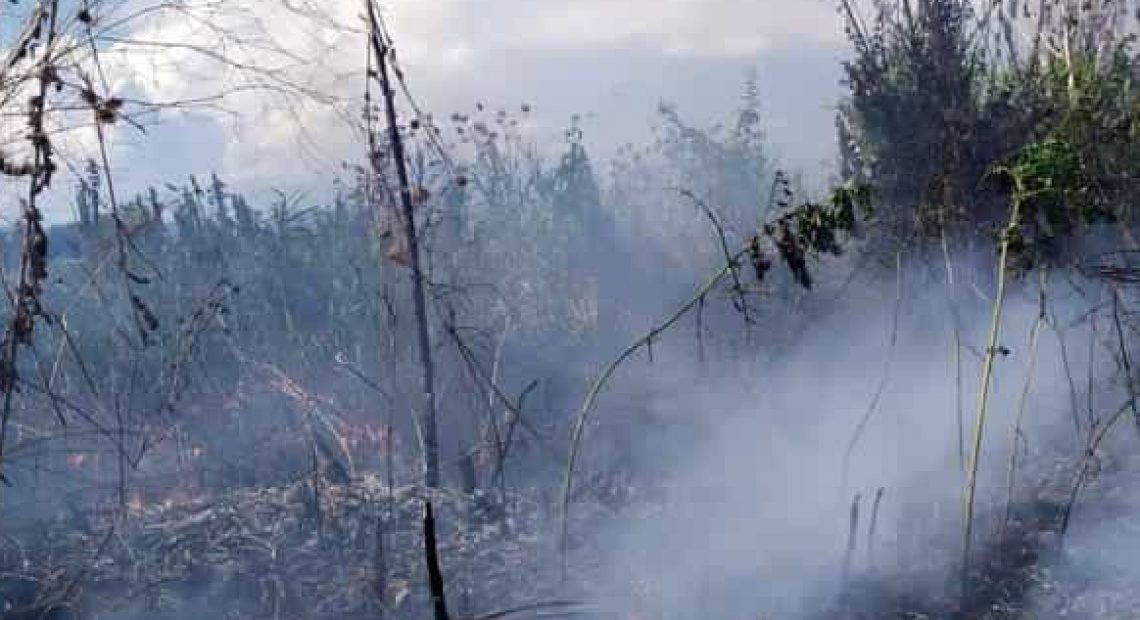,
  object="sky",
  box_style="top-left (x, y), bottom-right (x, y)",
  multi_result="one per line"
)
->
top-left (9, 0), bottom-right (853, 216)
